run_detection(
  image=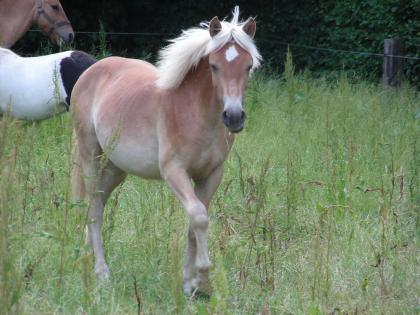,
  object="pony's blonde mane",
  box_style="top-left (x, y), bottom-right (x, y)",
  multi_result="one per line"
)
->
top-left (156, 6), bottom-right (262, 90)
